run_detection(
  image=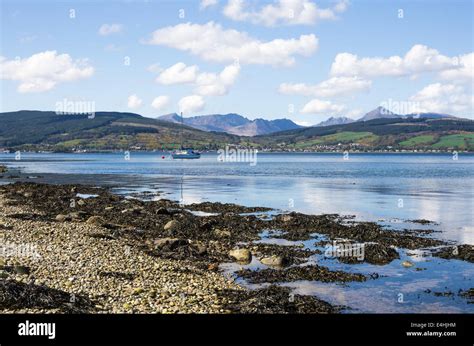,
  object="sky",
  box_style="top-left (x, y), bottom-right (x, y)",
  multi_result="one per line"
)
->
top-left (0, 0), bottom-right (473, 125)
